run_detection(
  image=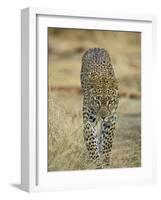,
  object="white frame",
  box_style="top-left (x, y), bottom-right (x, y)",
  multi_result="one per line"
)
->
top-left (21, 7), bottom-right (157, 192)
